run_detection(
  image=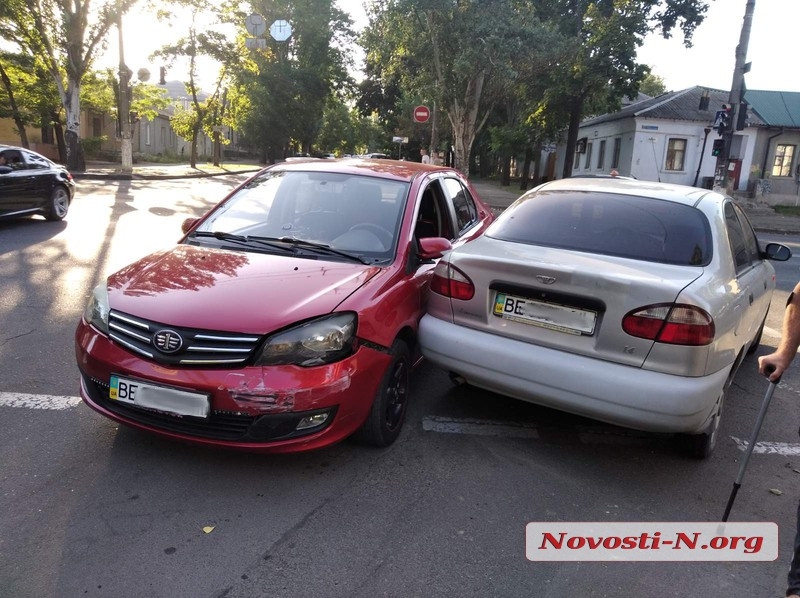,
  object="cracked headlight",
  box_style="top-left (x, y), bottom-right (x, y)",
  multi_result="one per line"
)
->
top-left (83, 282), bottom-right (110, 335)
top-left (255, 313), bottom-right (357, 367)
